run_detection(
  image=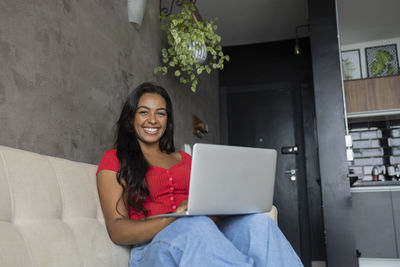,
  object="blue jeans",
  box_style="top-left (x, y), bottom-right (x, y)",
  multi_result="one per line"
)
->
top-left (129, 214), bottom-right (303, 266)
